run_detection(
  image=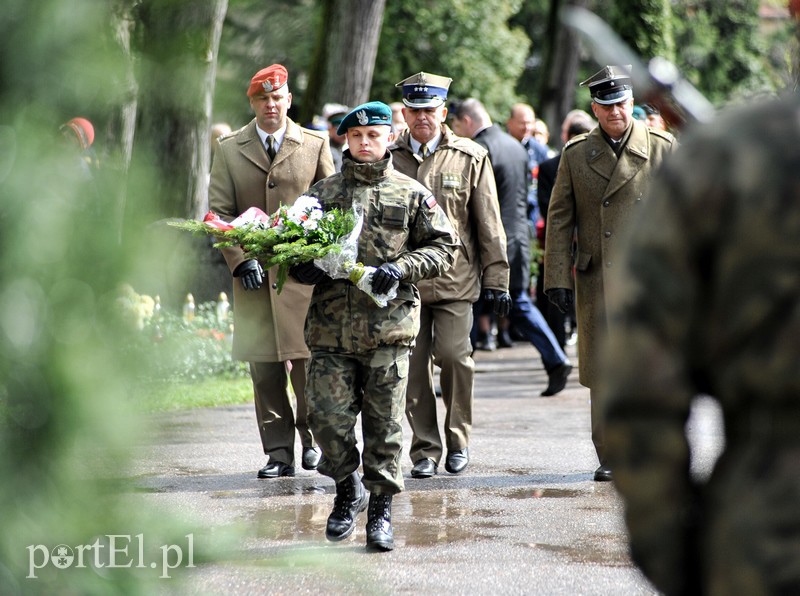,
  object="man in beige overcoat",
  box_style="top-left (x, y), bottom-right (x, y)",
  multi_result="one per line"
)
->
top-left (390, 72), bottom-right (510, 479)
top-left (209, 64), bottom-right (335, 478)
top-left (544, 65), bottom-right (675, 482)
